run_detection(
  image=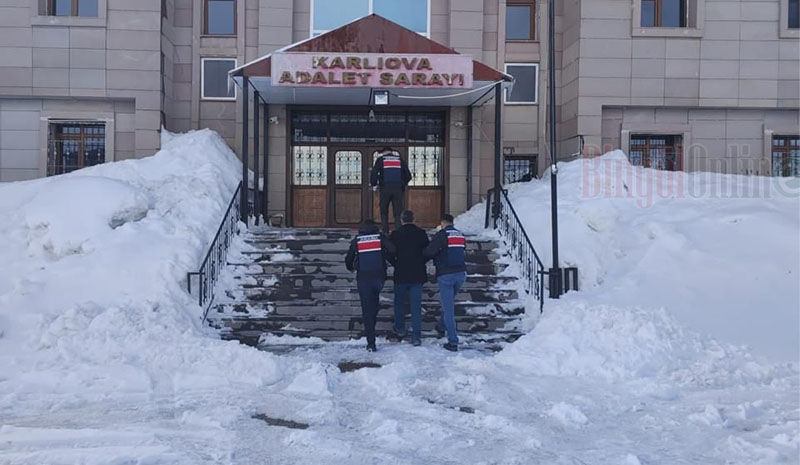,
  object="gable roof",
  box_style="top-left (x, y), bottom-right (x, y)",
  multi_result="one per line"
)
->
top-left (231, 14), bottom-right (511, 82)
